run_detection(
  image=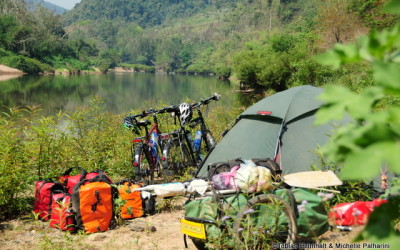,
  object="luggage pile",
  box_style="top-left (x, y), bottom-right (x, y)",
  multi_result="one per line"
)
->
top-left (181, 158), bottom-right (332, 248)
top-left (33, 168), bottom-right (155, 234)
